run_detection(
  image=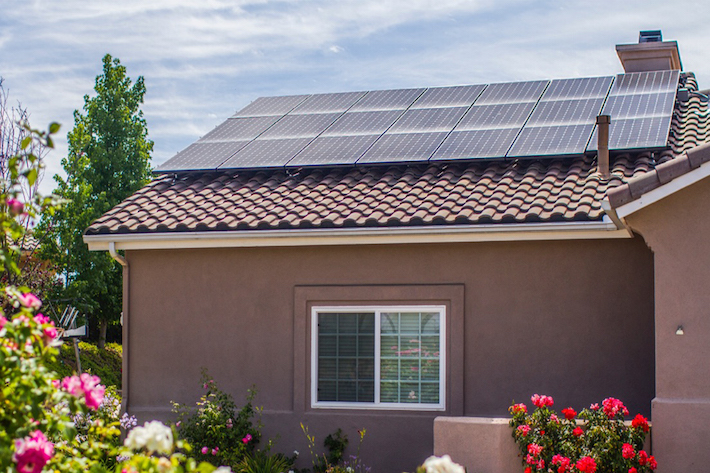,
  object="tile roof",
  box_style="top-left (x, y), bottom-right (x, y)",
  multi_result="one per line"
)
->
top-left (85, 75), bottom-right (710, 236)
